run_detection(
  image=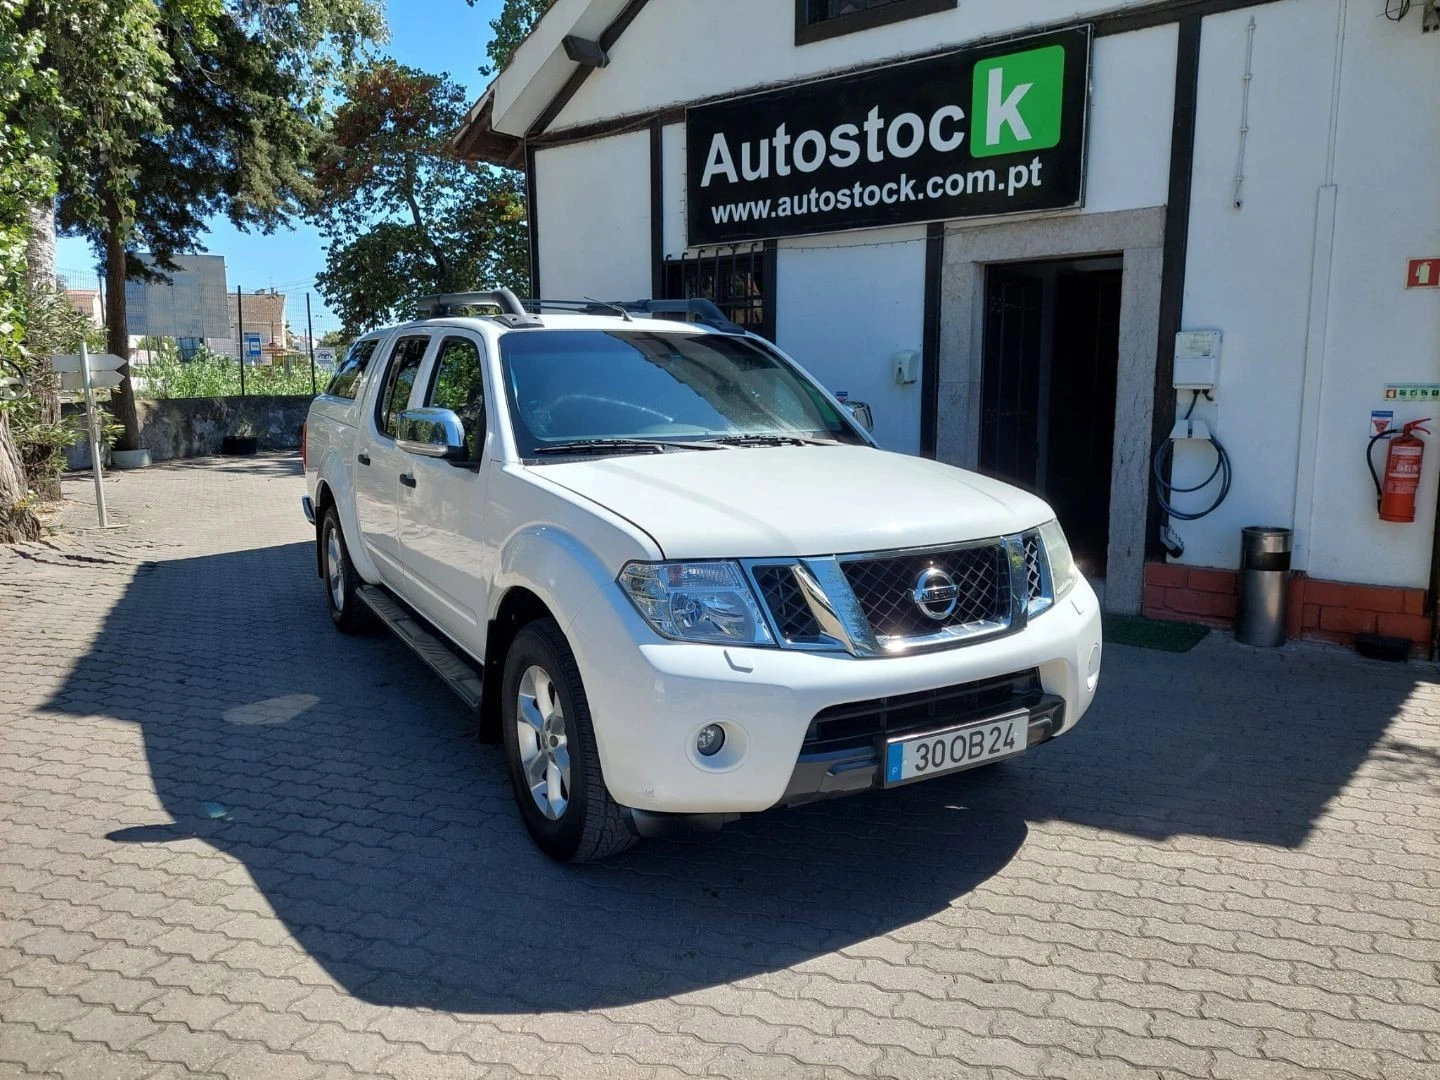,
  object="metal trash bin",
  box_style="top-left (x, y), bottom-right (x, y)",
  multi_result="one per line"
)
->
top-left (1236, 526), bottom-right (1292, 647)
